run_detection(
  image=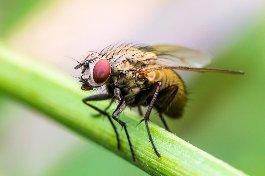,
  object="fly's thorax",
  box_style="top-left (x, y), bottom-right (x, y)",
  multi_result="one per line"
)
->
top-left (108, 47), bottom-right (157, 72)
top-left (115, 71), bottom-right (146, 92)
top-left (106, 47), bottom-right (158, 98)
top-left (107, 68), bottom-right (148, 104)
